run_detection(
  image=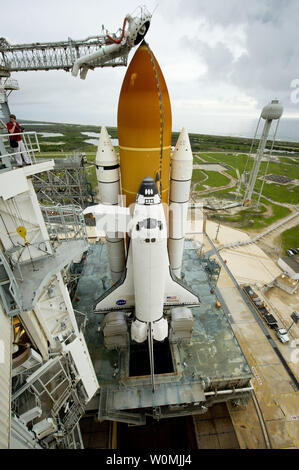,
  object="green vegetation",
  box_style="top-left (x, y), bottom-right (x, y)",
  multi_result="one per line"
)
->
top-left (192, 169), bottom-right (207, 184)
top-left (21, 119), bottom-right (298, 231)
top-left (253, 180), bottom-right (299, 205)
top-left (23, 120), bottom-right (299, 155)
top-left (194, 151), bottom-right (299, 205)
top-left (280, 225), bottom-right (299, 252)
top-left (278, 156), bottom-right (299, 164)
top-left (85, 165), bottom-right (97, 190)
top-left (209, 199), bottom-right (291, 231)
top-left (192, 170), bottom-right (230, 190)
top-left (22, 120), bottom-right (117, 153)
